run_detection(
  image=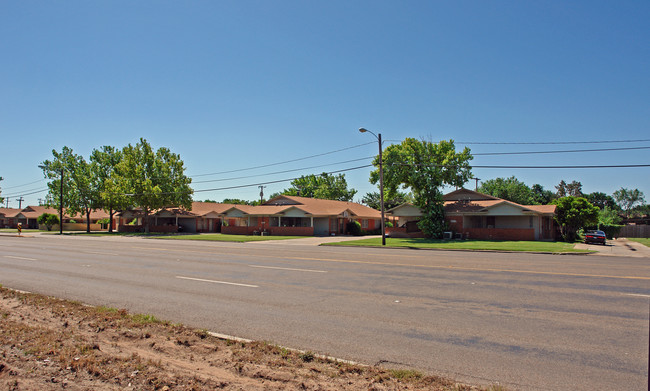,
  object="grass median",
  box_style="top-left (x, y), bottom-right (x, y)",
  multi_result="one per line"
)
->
top-left (626, 238), bottom-right (650, 247)
top-left (324, 237), bottom-right (591, 253)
